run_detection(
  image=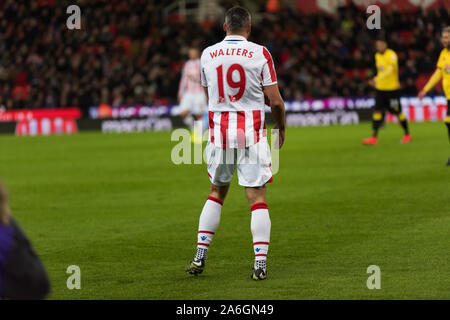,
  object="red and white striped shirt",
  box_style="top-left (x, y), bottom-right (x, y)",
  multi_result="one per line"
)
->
top-left (178, 59), bottom-right (204, 97)
top-left (201, 35), bottom-right (277, 148)
top-left (208, 109), bottom-right (267, 148)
